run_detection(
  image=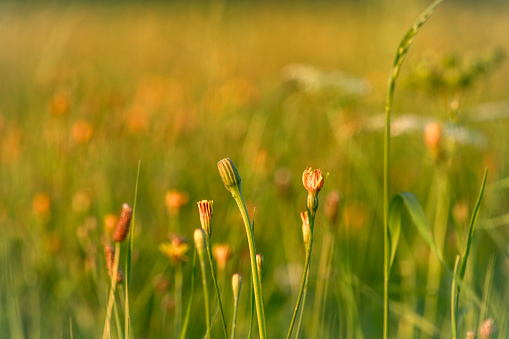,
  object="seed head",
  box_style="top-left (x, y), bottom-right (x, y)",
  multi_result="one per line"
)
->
top-left (232, 273), bottom-right (243, 299)
top-left (197, 200), bottom-right (213, 237)
top-left (193, 228), bottom-right (206, 258)
top-left (465, 331), bottom-right (476, 339)
top-left (480, 318), bottom-right (496, 339)
top-left (112, 203), bottom-right (133, 243)
top-left (218, 158), bottom-right (242, 193)
top-left (213, 244), bottom-right (232, 271)
top-left (301, 211), bottom-right (311, 247)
